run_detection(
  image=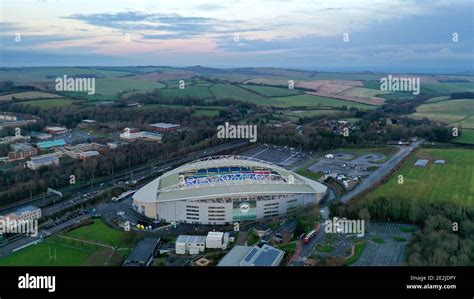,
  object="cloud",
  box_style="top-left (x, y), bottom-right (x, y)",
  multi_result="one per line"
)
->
top-left (64, 11), bottom-right (229, 38)
top-left (194, 3), bottom-right (226, 11)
